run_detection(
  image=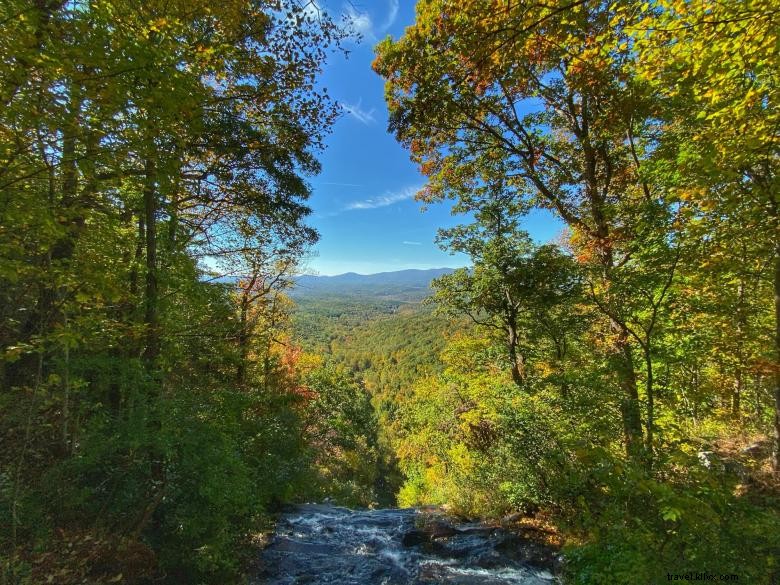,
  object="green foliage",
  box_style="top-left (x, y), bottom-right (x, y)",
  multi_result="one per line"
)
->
top-left (392, 335), bottom-right (780, 581)
top-left (430, 200), bottom-right (582, 387)
top-left (0, 0), bottom-right (344, 582)
top-left (563, 454), bottom-right (780, 585)
top-left (374, 3), bottom-right (780, 582)
top-left (1, 290), bottom-right (314, 583)
top-left (2, 0), bottom-right (780, 583)
top-left (302, 366), bottom-right (382, 507)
